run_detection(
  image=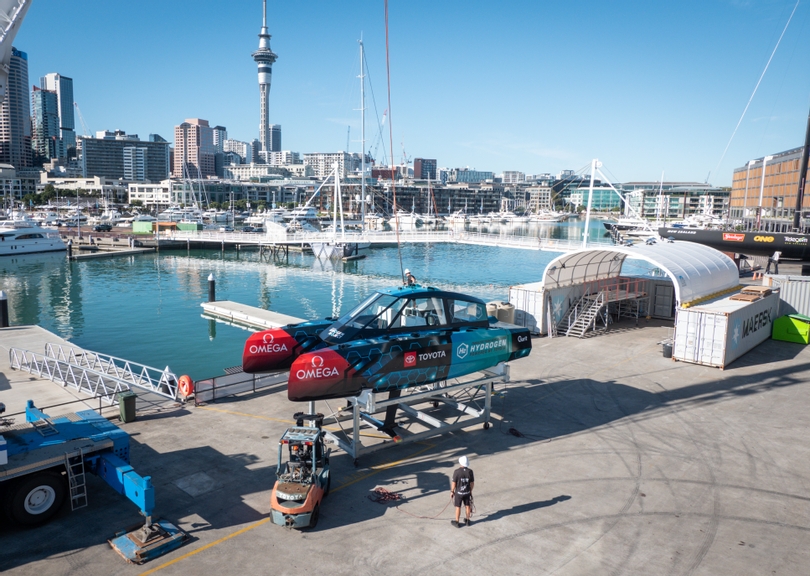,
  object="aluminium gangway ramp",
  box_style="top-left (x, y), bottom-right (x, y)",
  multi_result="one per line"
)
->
top-left (8, 343), bottom-right (180, 404)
